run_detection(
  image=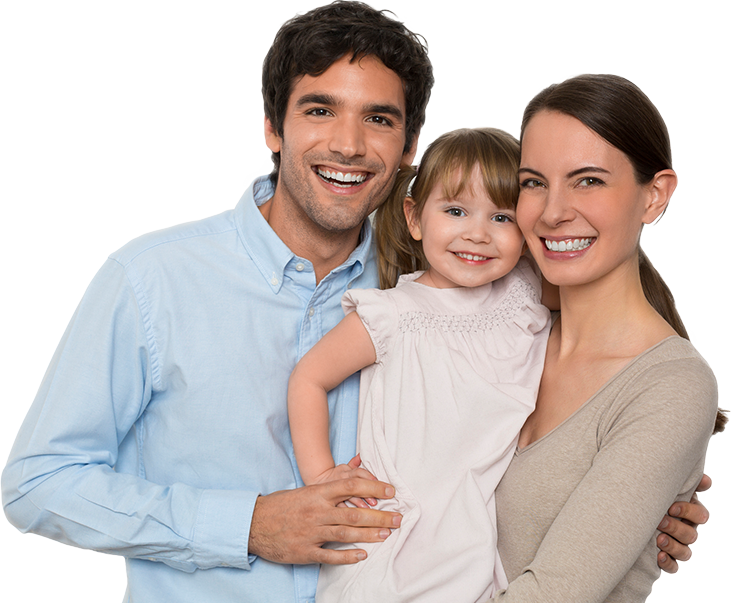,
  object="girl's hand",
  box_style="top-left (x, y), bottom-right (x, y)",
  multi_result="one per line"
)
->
top-left (314, 455), bottom-right (379, 508)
